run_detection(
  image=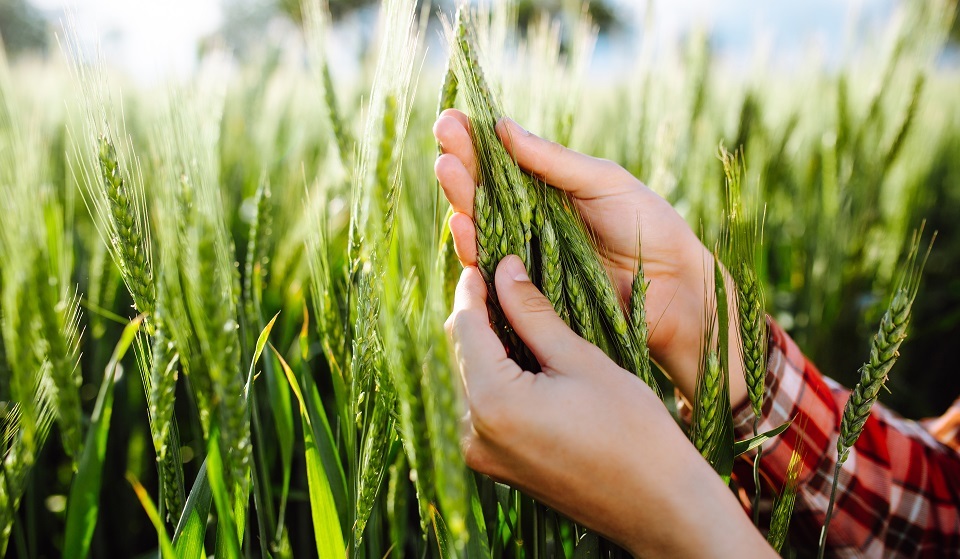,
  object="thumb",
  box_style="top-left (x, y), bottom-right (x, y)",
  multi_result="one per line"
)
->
top-left (495, 255), bottom-right (585, 370)
top-left (495, 117), bottom-right (631, 198)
